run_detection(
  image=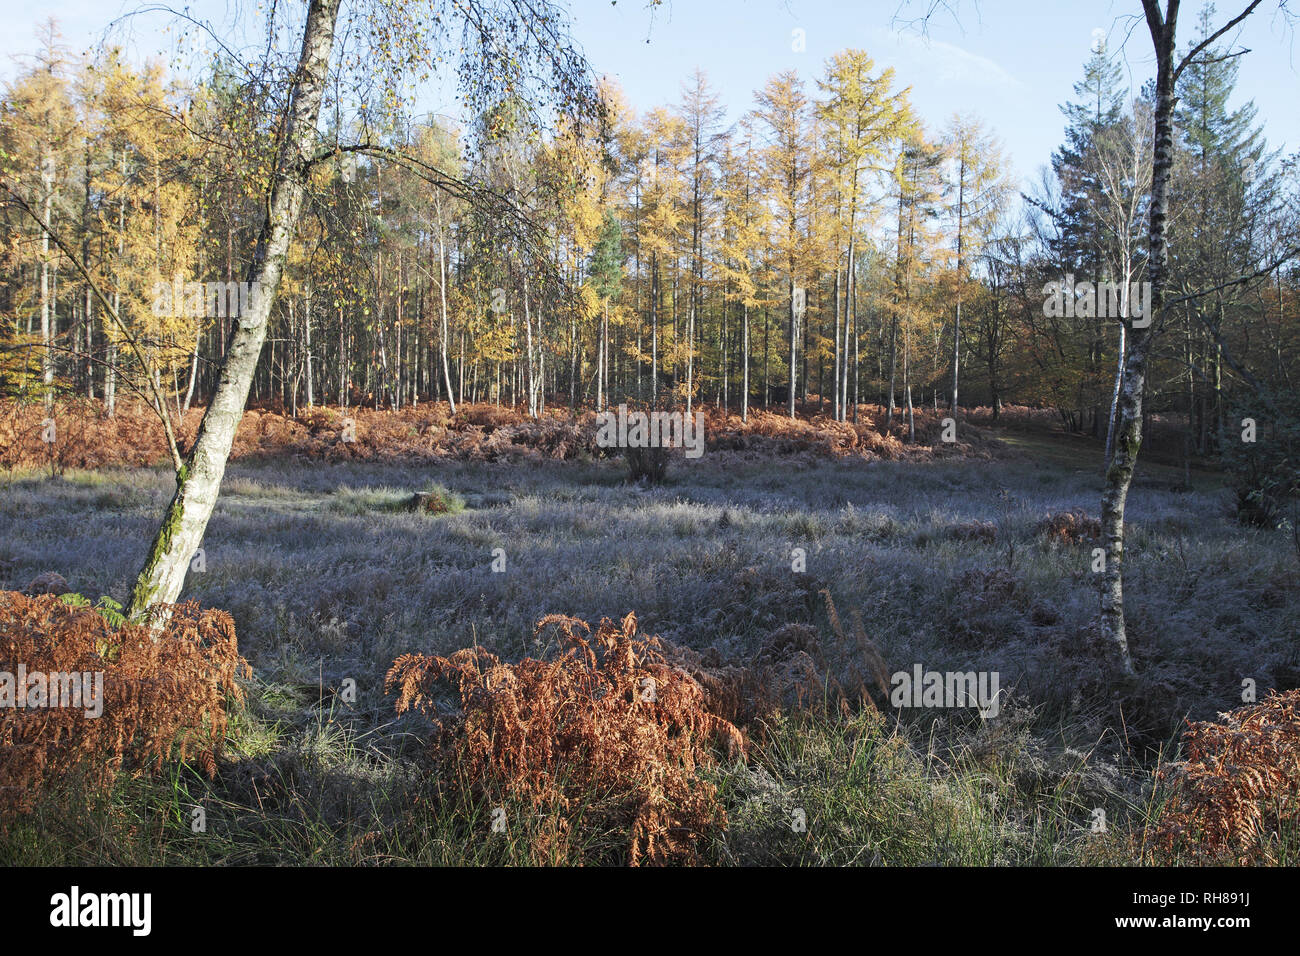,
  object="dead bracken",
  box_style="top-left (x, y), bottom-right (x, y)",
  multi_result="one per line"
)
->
top-left (386, 611), bottom-right (743, 865)
top-left (0, 591), bottom-right (249, 821)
